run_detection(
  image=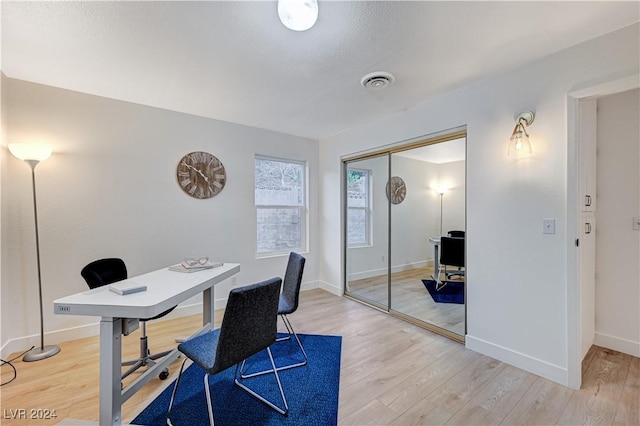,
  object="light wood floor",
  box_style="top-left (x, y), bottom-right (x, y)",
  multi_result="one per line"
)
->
top-left (1, 289), bottom-right (638, 425)
top-left (347, 266), bottom-right (465, 336)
